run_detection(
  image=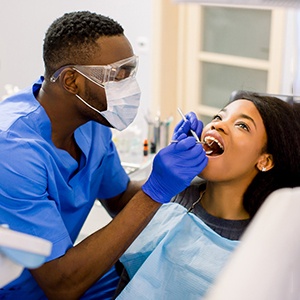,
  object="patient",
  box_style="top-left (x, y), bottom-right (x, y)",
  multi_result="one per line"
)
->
top-left (115, 91), bottom-right (300, 299)
top-left (175, 91), bottom-right (300, 231)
